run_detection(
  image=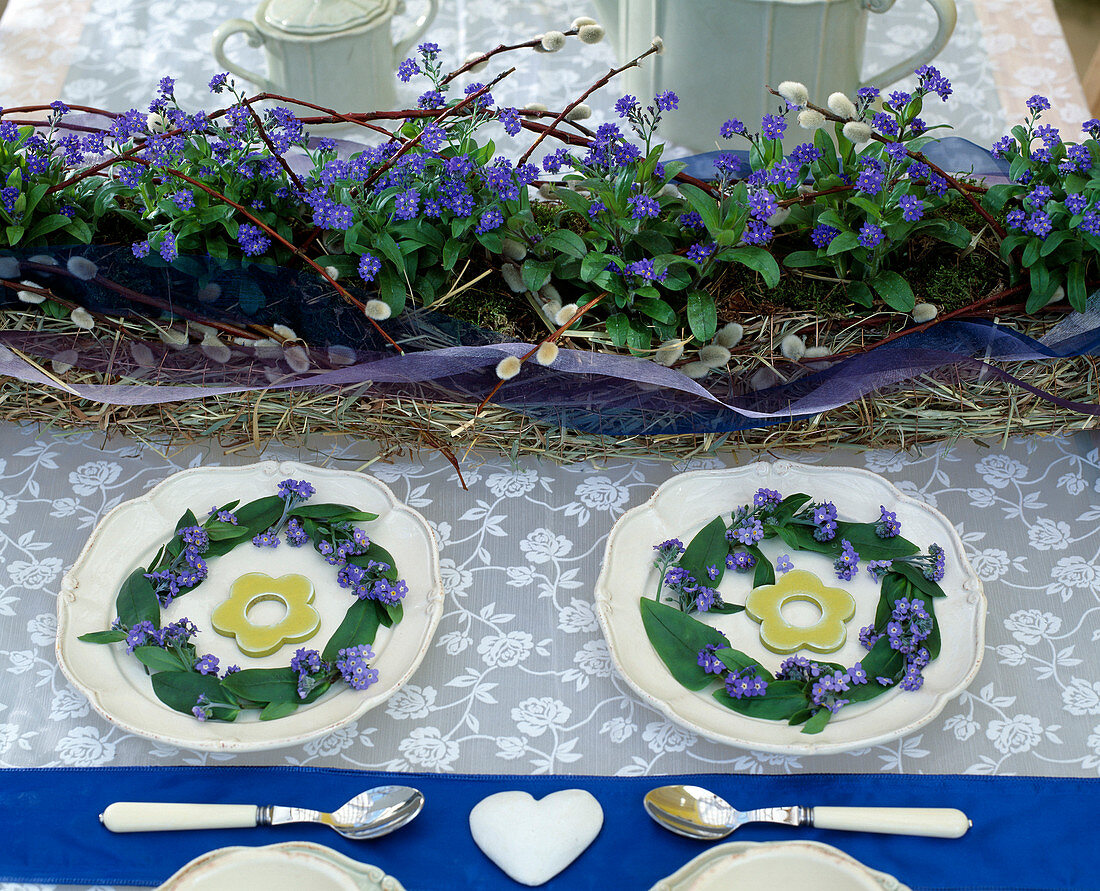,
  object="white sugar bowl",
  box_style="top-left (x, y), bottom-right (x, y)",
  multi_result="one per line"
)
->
top-left (213, 0), bottom-right (440, 112)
